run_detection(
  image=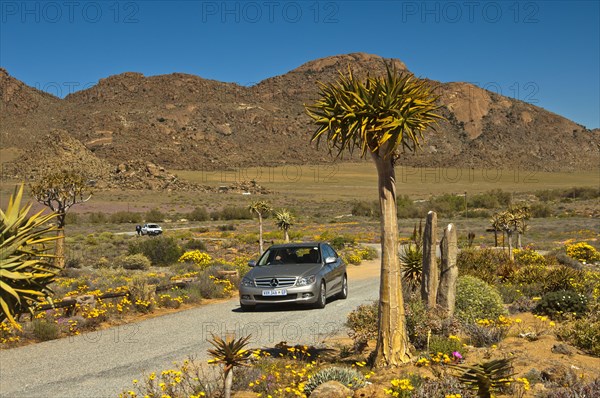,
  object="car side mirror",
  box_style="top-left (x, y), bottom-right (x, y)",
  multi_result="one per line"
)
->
top-left (325, 256), bottom-right (336, 264)
top-left (248, 260), bottom-right (257, 267)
